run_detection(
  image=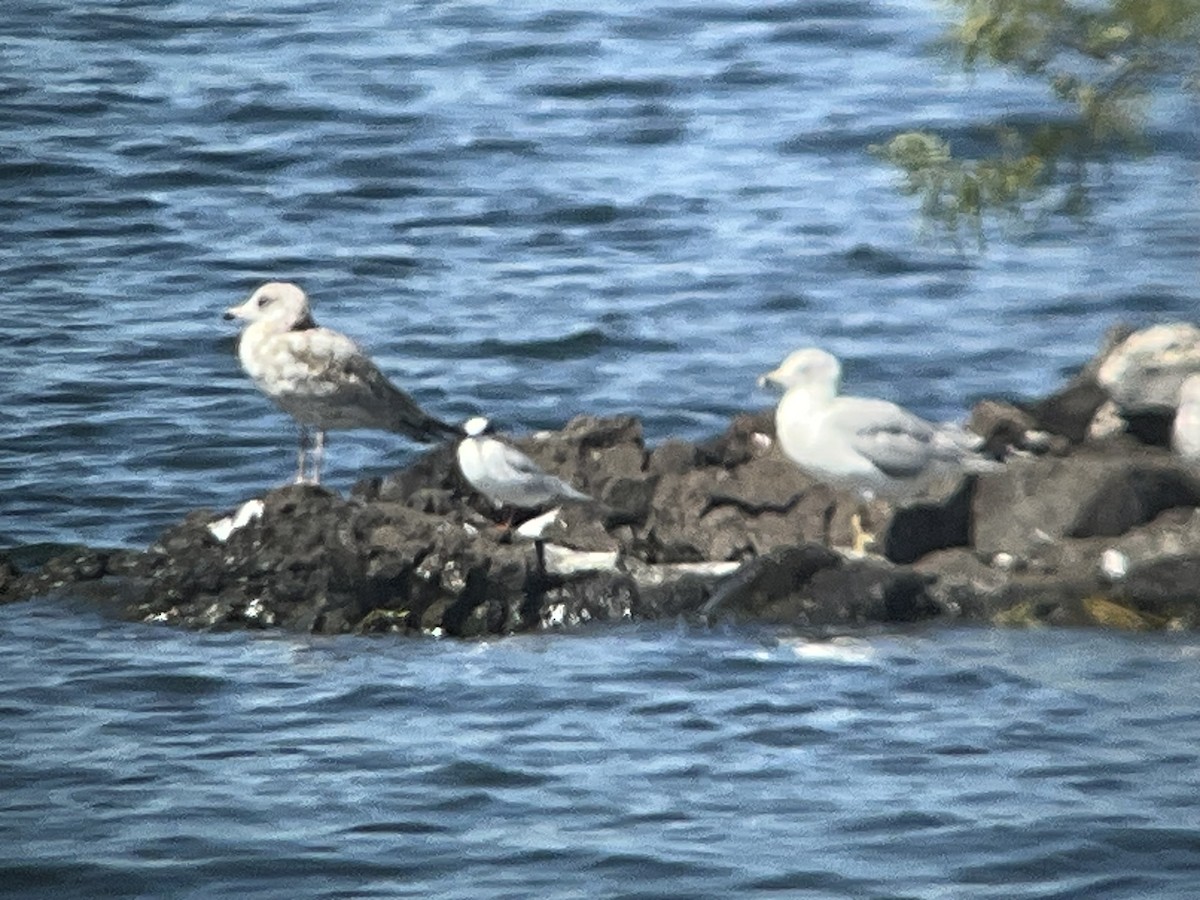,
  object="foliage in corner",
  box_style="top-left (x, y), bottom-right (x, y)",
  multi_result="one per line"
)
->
top-left (874, 0), bottom-right (1200, 238)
